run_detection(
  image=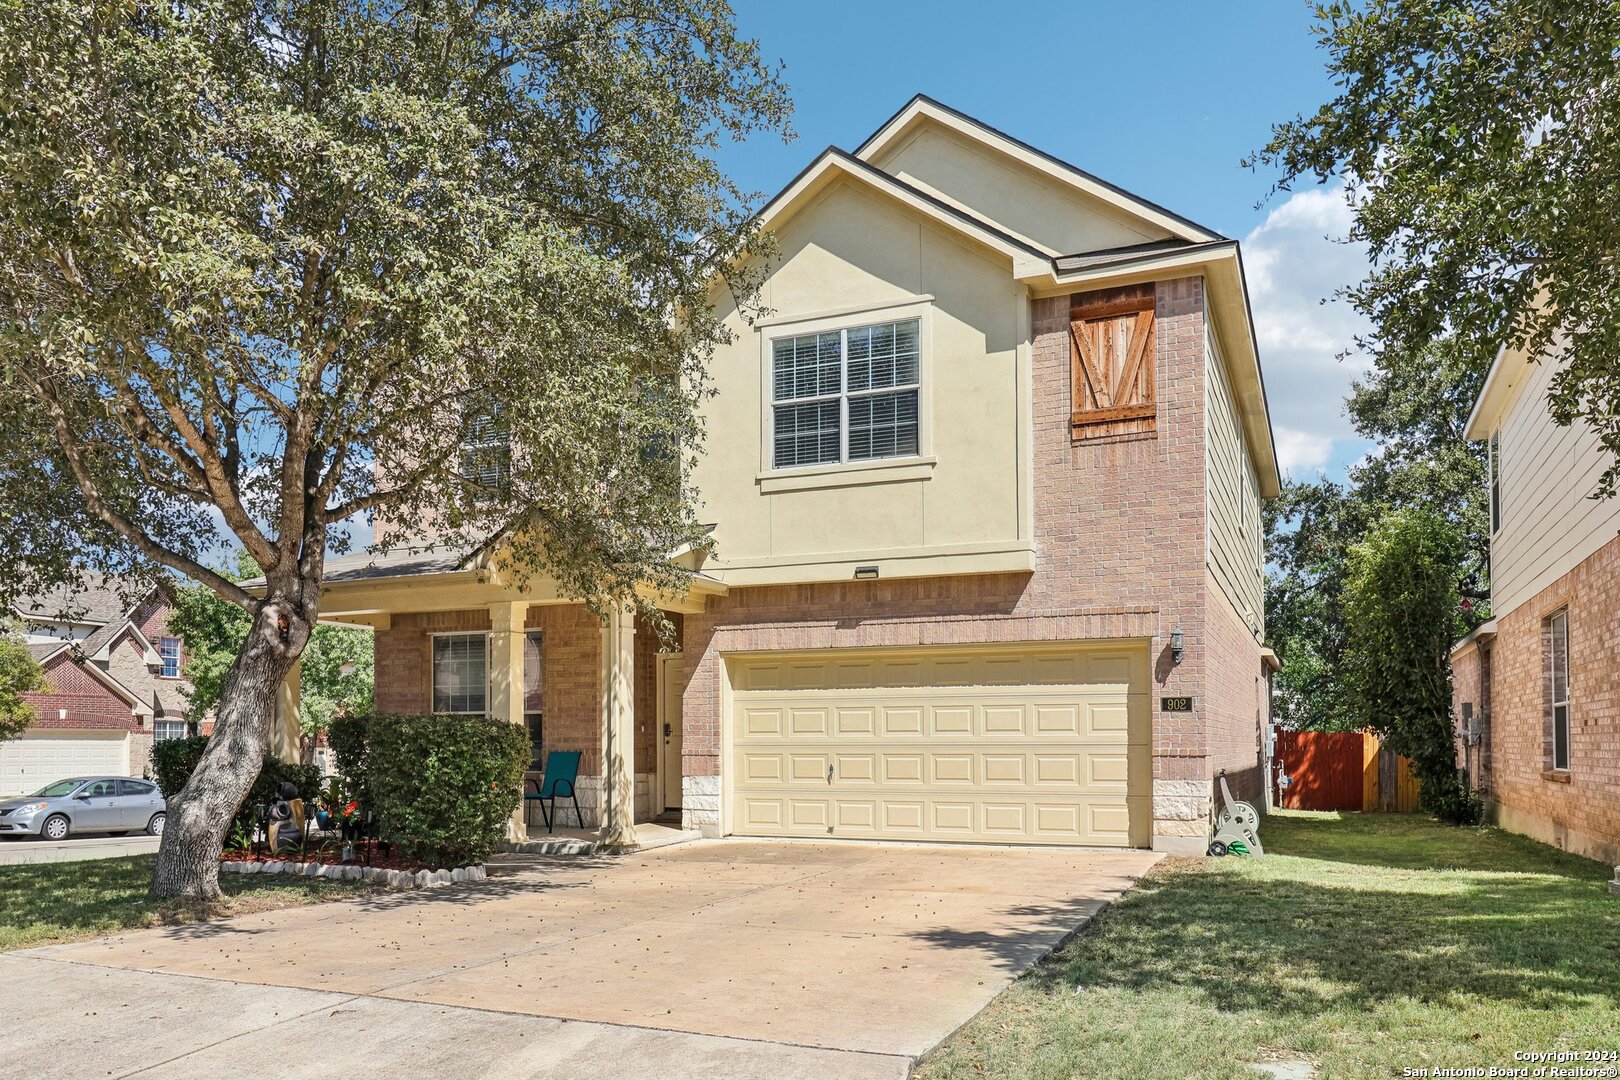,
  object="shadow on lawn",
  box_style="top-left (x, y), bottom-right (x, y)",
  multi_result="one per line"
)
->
top-left (907, 816), bottom-right (1619, 1016)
